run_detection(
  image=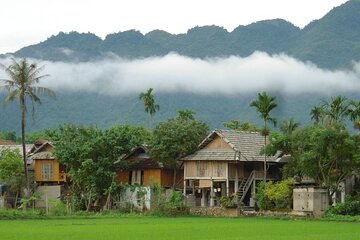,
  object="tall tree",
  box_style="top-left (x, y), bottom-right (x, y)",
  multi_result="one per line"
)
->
top-left (1, 58), bottom-right (56, 197)
top-left (310, 105), bottom-right (325, 124)
top-left (288, 125), bottom-right (360, 198)
top-left (139, 88), bottom-right (160, 129)
top-left (348, 100), bottom-right (360, 130)
top-left (150, 111), bottom-right (209, 188)
top-left (176, 109), bottom-right (195, 120)
top-left (250, 92), bottom-right (277, 184)
top-left (265, 118), bottom-right (300, 158)
top-left (321, 96), bottom-right (349, 125)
